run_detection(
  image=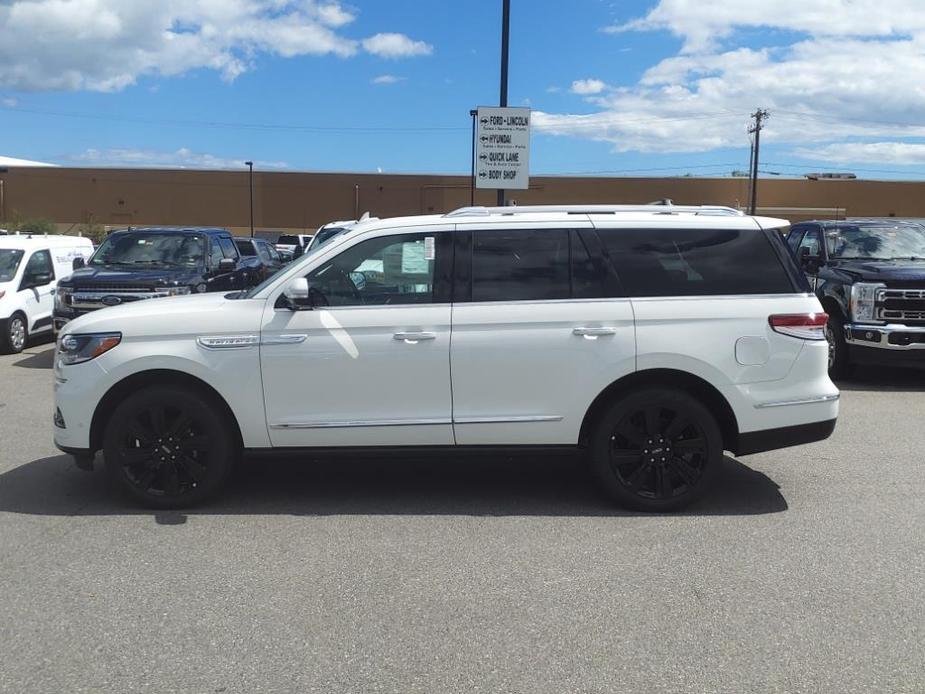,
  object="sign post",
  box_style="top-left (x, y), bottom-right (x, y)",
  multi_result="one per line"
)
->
top-left (474, 106), bottom-right (530, 196)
